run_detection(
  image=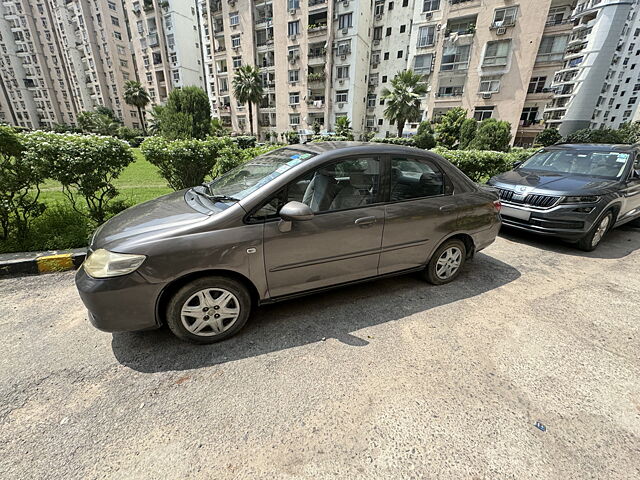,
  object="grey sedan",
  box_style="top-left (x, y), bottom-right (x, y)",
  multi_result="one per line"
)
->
top-left (489, 143), bottom-right (640, 251)
top-left (76, 143), bottom-right (501, 343)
